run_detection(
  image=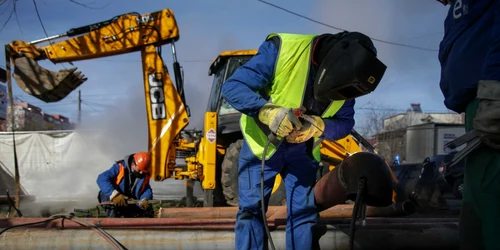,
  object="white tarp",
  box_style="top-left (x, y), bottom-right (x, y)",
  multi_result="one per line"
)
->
top-left (0, 130), bottom-right (114, 203)
top-left (0, 130), bottom-right (203, 207)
